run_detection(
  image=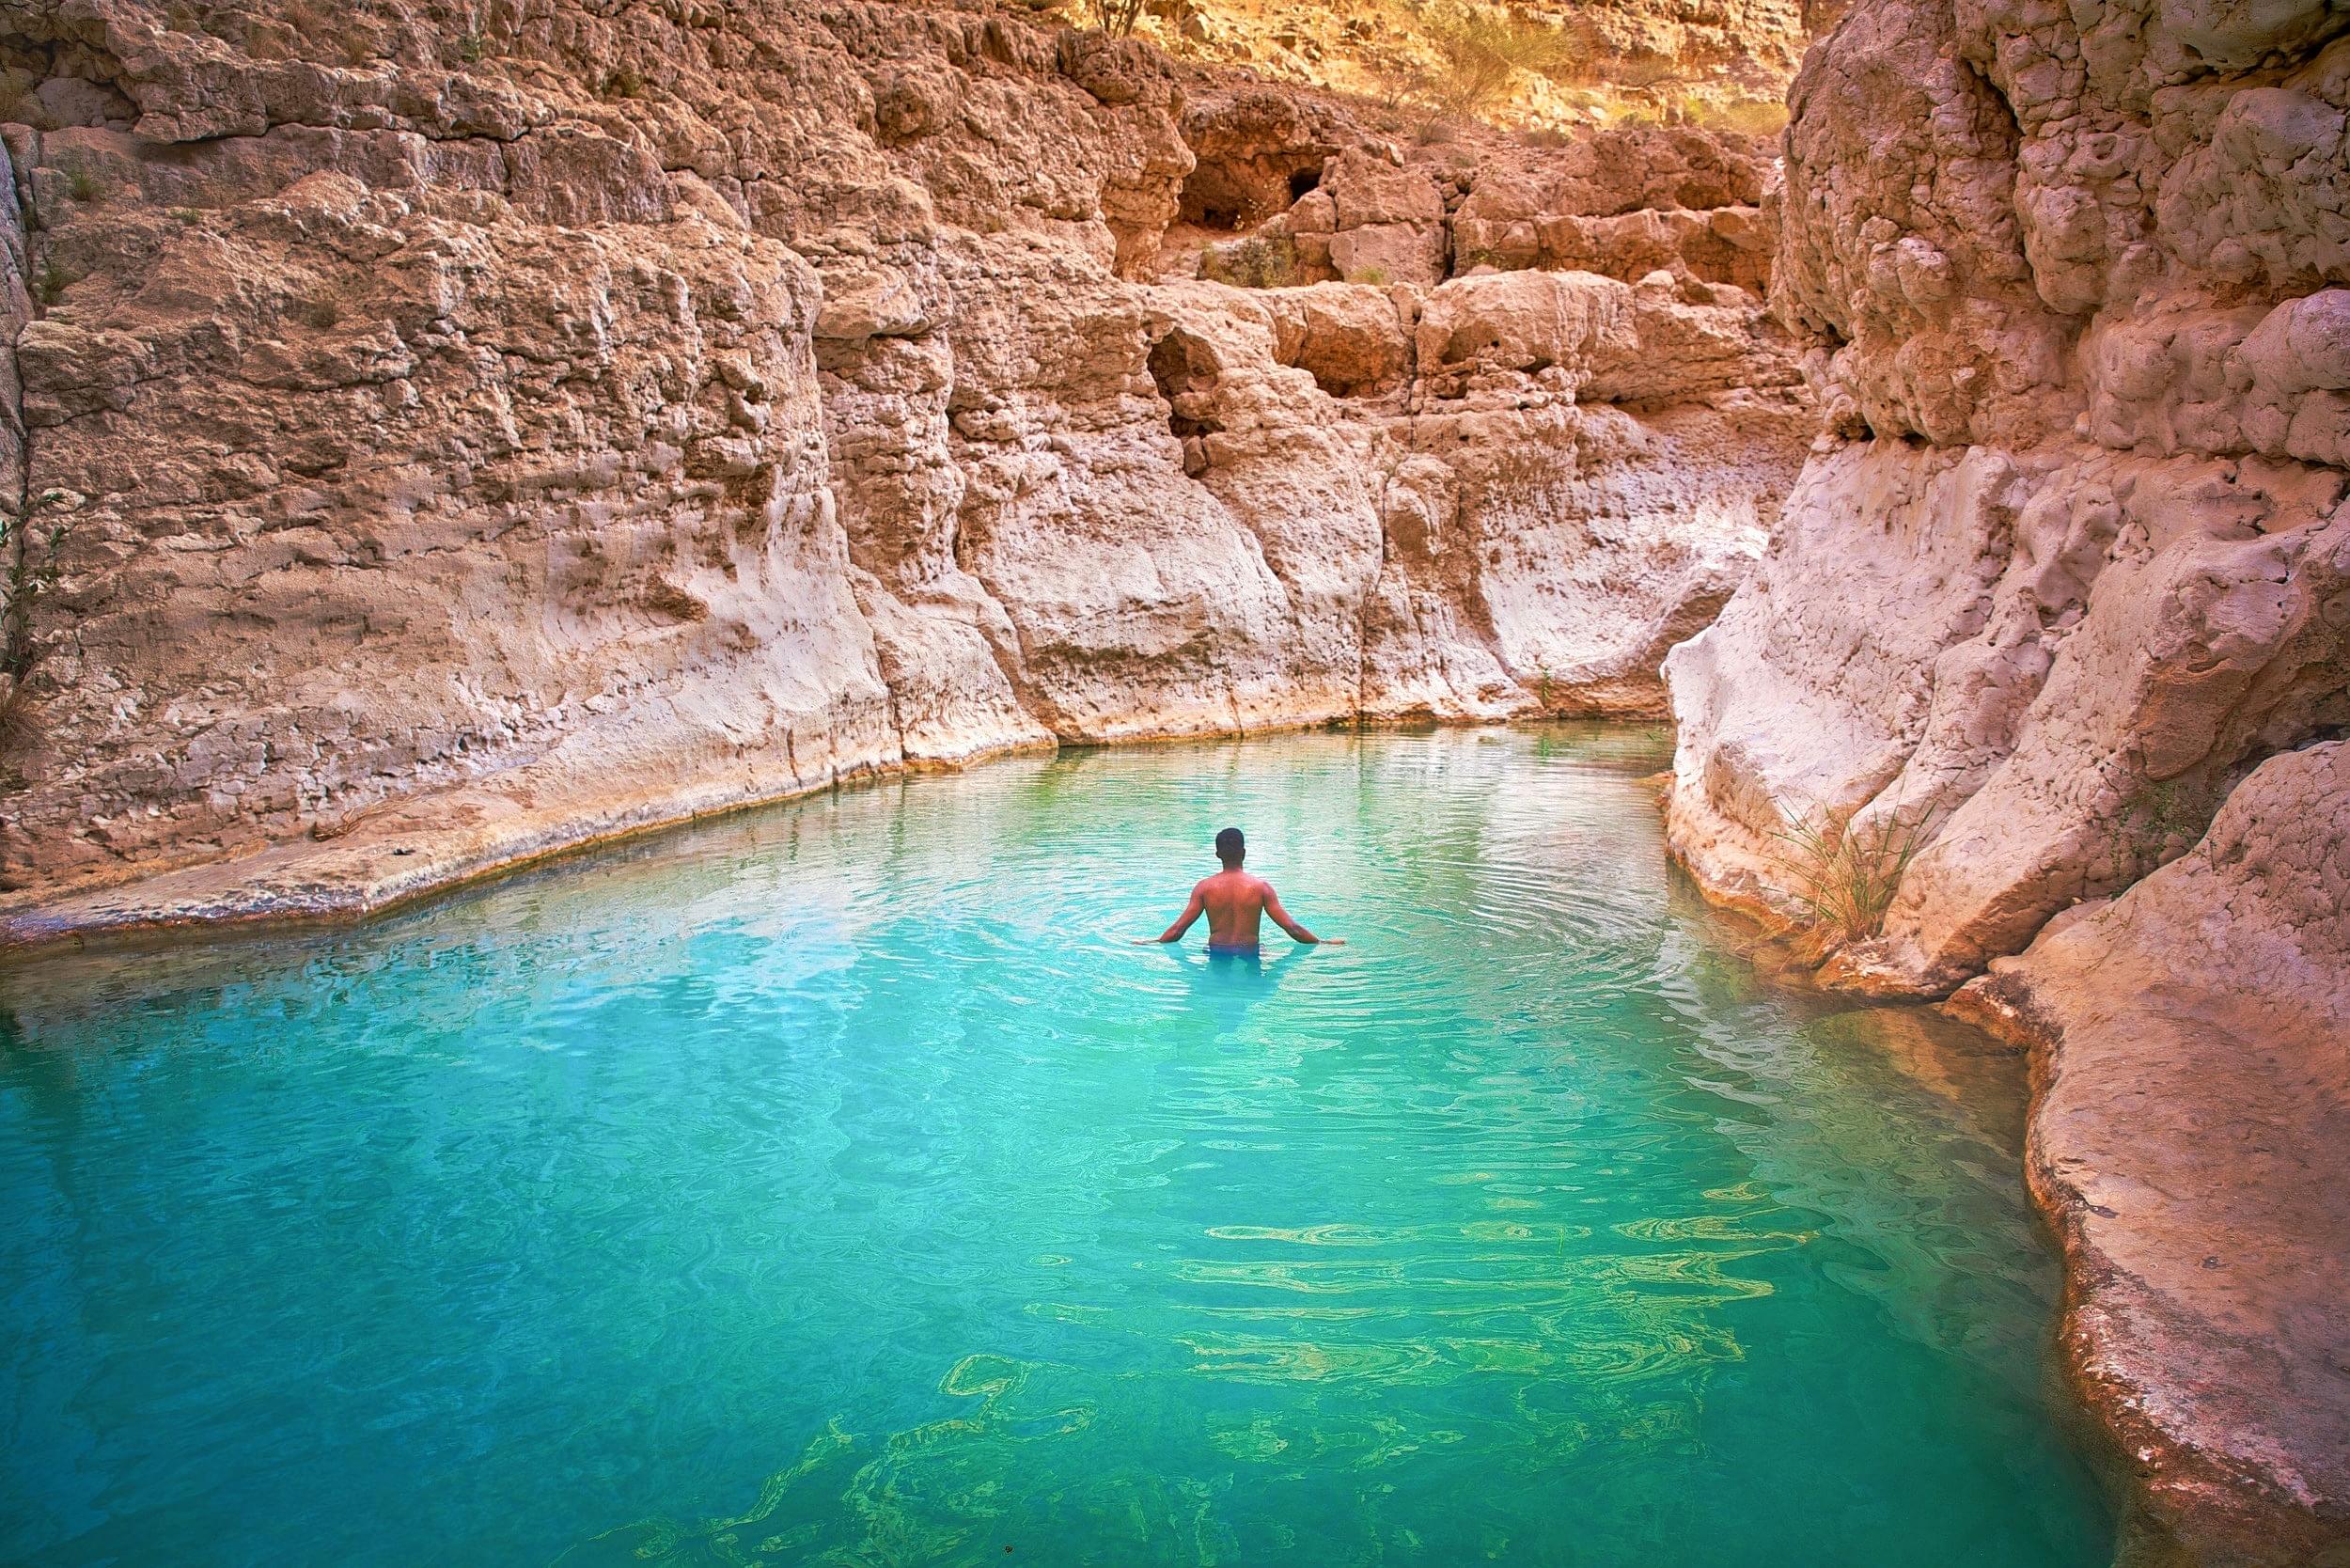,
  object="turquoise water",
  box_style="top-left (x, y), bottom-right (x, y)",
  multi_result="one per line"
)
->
top-left (0, 728), bottom-right (2113, 1567)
